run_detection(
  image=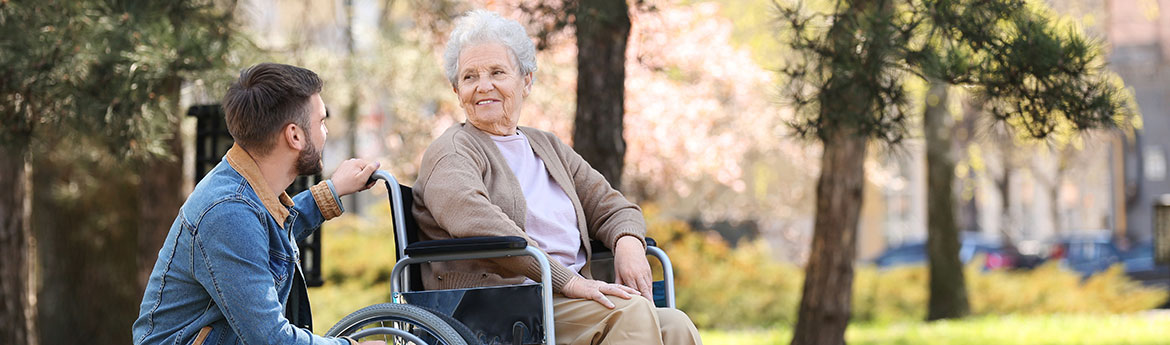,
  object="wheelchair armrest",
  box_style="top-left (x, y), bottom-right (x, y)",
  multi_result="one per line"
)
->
top-left (590, 237), bottom-right (659, 254)
top-left (404, 236), bottom-right (528, 256)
